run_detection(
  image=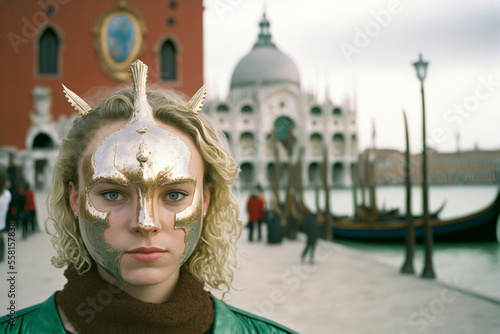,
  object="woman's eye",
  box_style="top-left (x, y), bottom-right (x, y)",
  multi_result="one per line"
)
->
top-left (103, 191), bottom-right (123, 201)
top-left (167, 192), bottom-right (185, 202)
